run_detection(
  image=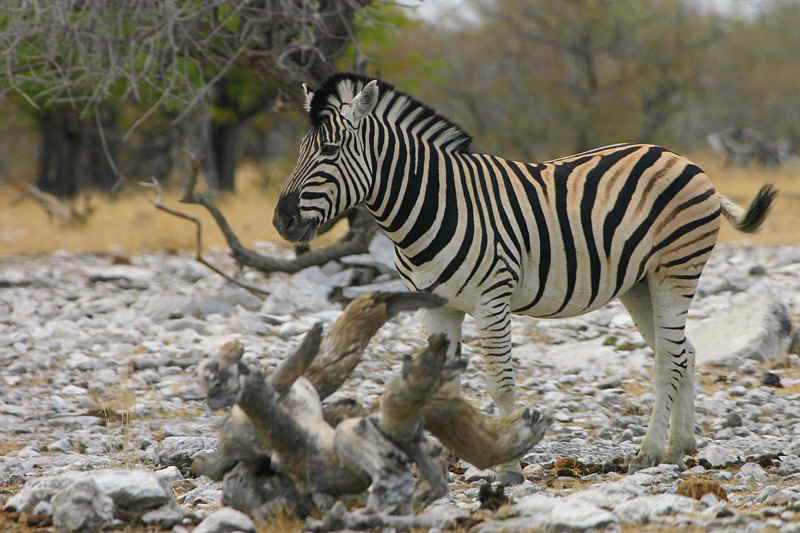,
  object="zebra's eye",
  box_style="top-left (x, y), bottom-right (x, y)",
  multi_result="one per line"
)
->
top-left (320, 143), bottom-right (339, 156)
